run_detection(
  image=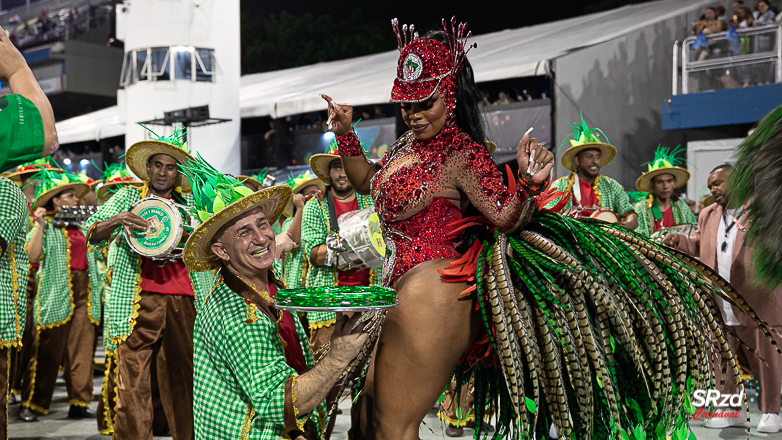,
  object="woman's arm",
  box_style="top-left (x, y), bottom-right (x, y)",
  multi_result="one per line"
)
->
top-left (450, 135), bottom-right (554, 232)
top-left (321, 95), bottom-right (380, 195)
